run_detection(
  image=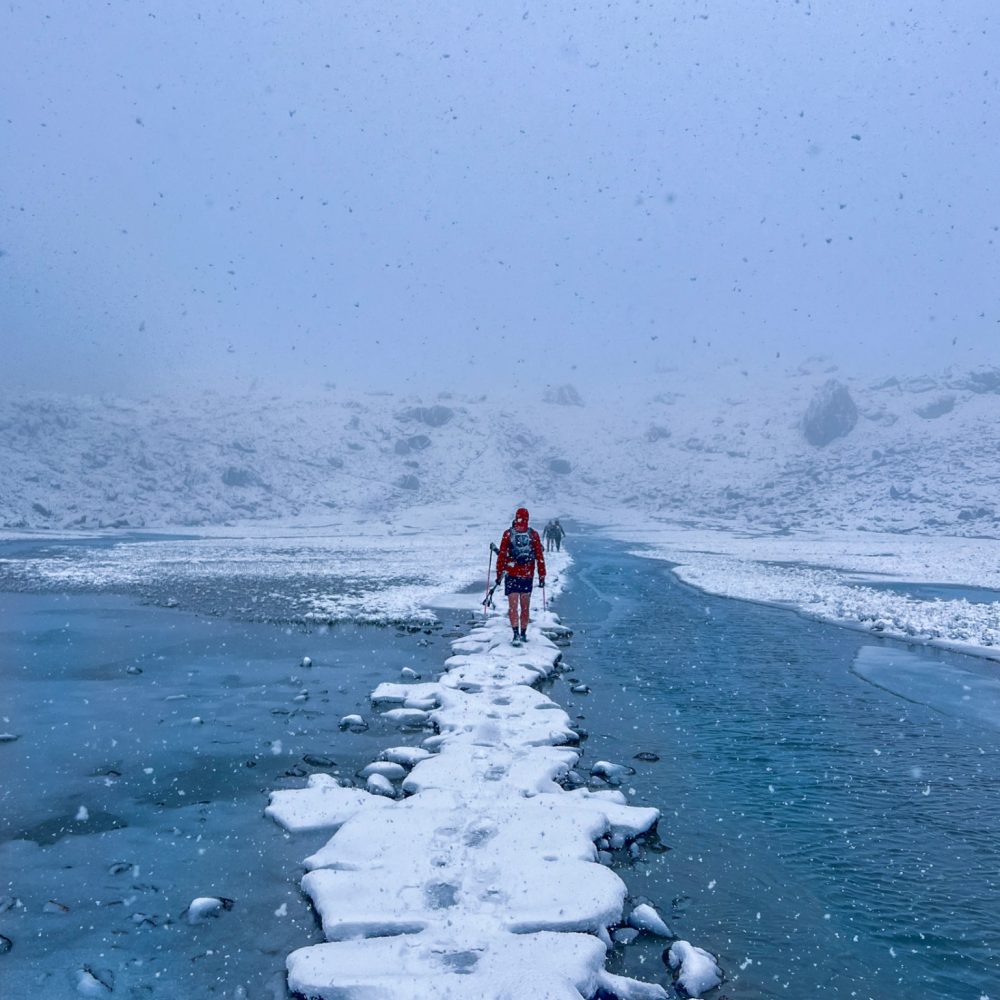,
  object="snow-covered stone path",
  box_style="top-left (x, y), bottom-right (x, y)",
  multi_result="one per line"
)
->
top-left (266, 603), bottom-right (673, 999)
